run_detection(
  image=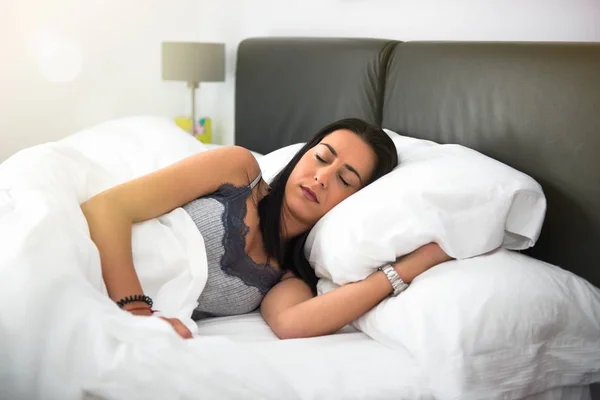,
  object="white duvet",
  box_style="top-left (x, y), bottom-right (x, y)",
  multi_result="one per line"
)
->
top-left (0, 116), bottom-right (297, 400)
